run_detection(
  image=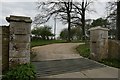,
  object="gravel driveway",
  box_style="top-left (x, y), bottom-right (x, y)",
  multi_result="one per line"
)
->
top-left (31, 43), bottom-right (84, 61)
top-left (32, 43), bottom-right (118, 78)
